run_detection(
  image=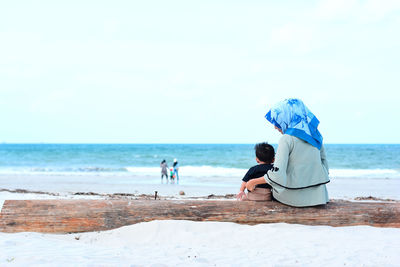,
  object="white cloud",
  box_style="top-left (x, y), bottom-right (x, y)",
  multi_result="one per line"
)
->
top-left (315, 0), bottom-right (359, 20)
top-left (30, 89), bottom-right (77, 113)
top-left (359, 0), bottom-right (400, 23)
top-left (315, 0), bottom-right (400, 23)
top-left (269, 23), bottom-right (317, 53)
